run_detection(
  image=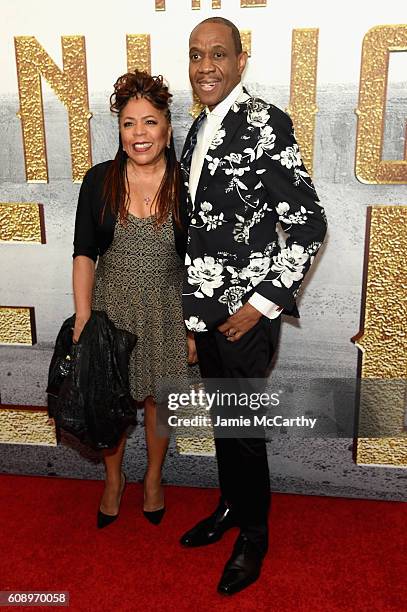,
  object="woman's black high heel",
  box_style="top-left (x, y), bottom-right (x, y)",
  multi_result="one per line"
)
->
top-left (97, 472), bottom-right (126, 529)
top-left (143, 506), bottom-right (165, 525)
top-left (143, 474), bottom-right (165, 525)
